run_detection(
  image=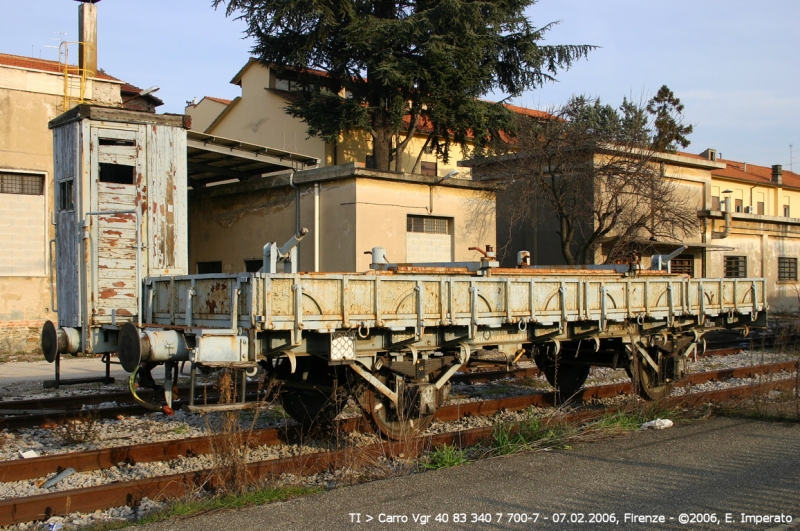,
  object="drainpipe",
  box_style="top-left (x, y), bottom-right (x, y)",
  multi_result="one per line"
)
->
top-left (314, 183), bottom-right (320, 272)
